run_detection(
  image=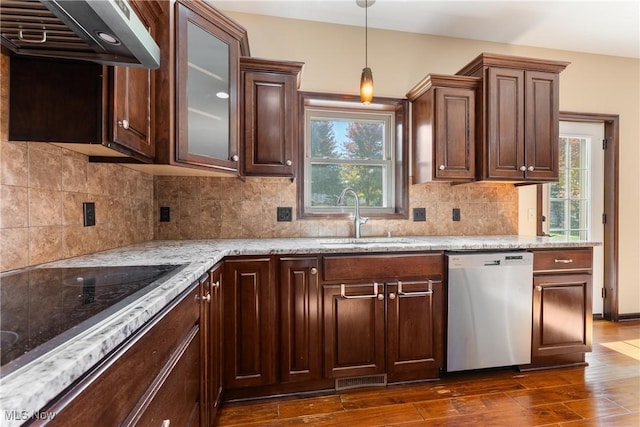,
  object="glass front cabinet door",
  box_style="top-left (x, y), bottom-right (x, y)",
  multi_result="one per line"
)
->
top-left (176, 2), bottom-right (246, 172)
